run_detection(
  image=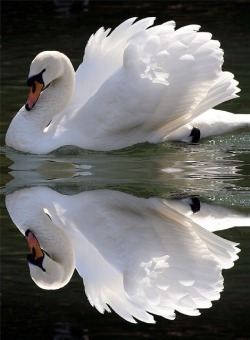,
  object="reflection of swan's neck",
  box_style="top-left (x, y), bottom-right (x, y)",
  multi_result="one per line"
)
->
top-left (28, 215), bottom-right (75, 290)
top-left (5, 190), bottom-right (75, 289)
top-left (6, 55), bottom-right (75, 153)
